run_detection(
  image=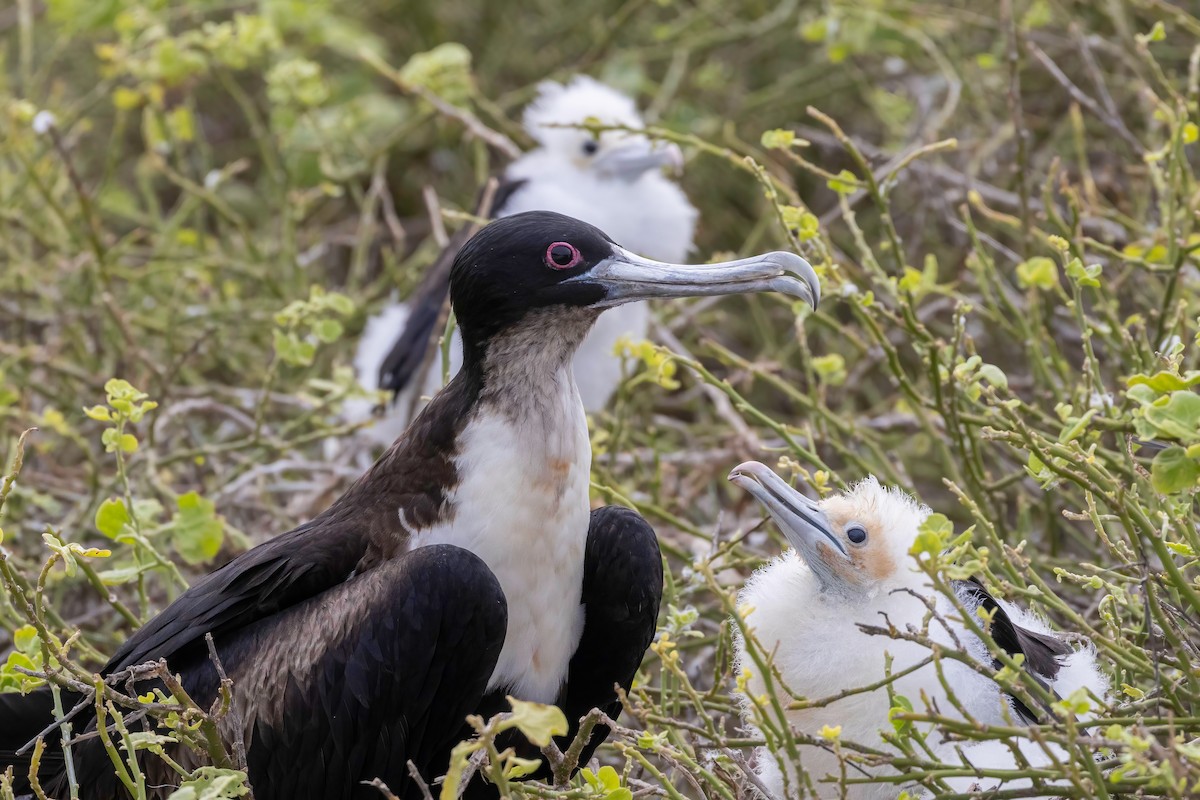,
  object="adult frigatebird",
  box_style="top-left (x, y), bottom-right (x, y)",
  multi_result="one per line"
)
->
top-left (727, 463), bottom-right (1107, 800)
top-left (0, 213), bottom-right (819, 800)
top-left (349, 76), bottom-right (697, 445)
